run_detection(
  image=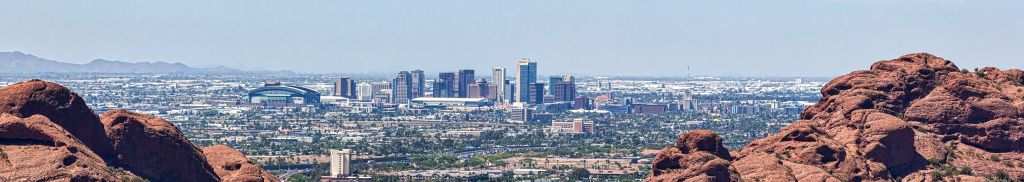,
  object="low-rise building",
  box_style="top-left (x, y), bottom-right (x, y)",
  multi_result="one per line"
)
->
top-left (508, 102), bottom-right (530, 123)
top-left (549, 119), bottom-right (594, 134)
top-left (410, 97), bottom-right (492, 108)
